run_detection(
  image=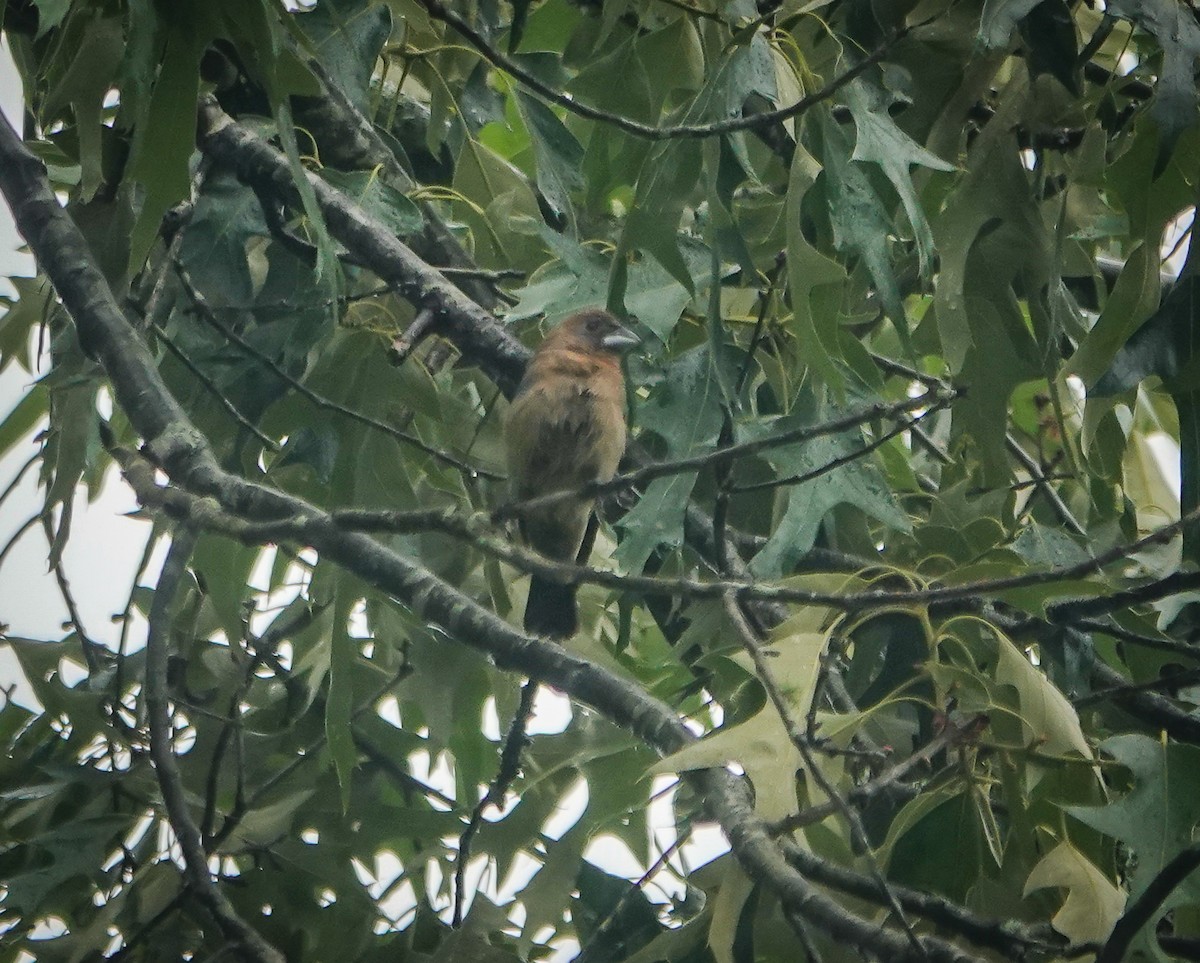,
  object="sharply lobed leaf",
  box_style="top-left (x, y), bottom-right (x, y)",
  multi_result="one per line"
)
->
top-left (7, 2), bottom-right (1200, 960)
